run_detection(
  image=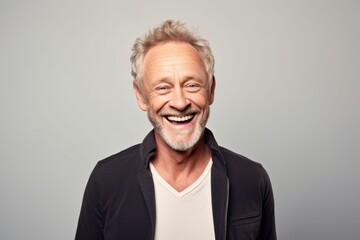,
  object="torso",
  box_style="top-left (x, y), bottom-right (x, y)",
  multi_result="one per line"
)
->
top-left (150, 159), bottom-right (215, 240)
